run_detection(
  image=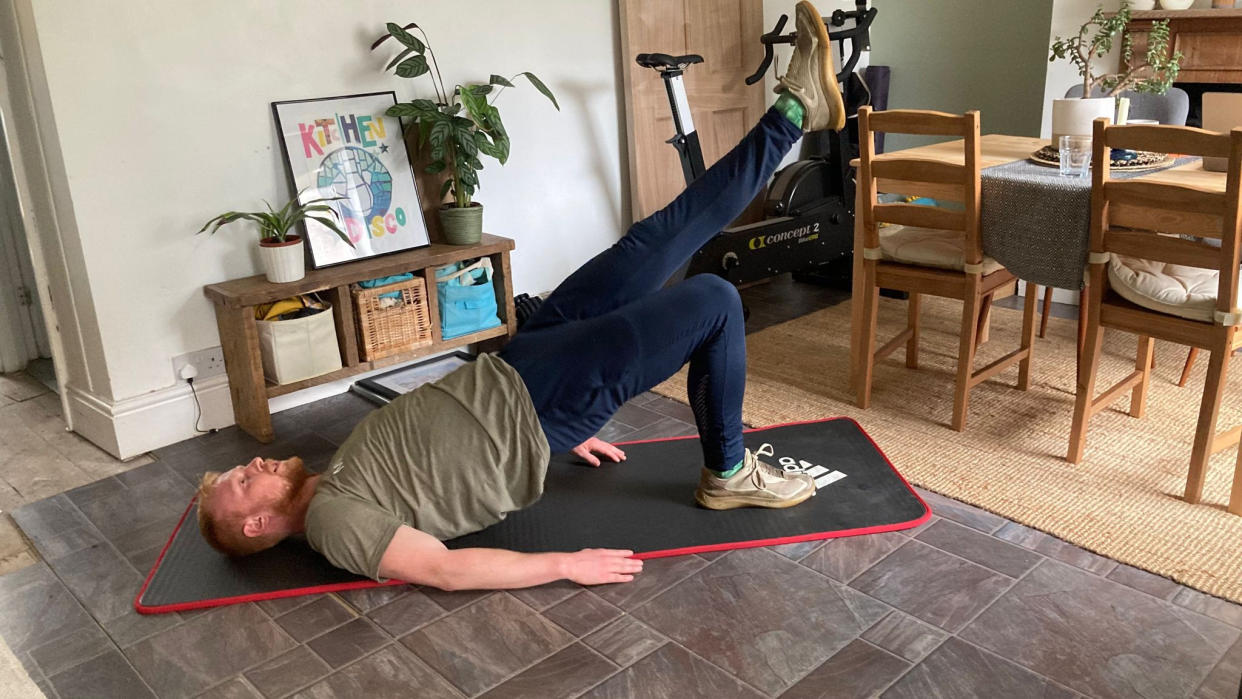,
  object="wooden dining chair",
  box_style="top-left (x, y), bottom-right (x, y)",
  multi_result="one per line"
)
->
top-left (850, 107), bottom-right (1037, 431)
top-left (1068, 118), bottom-right (1242, 515)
